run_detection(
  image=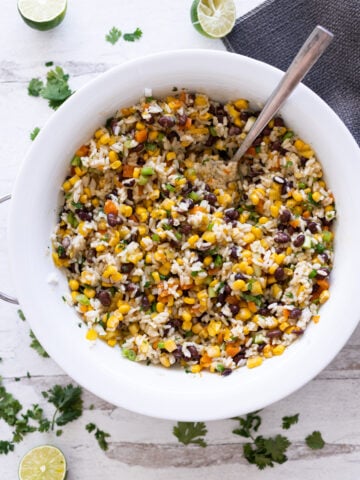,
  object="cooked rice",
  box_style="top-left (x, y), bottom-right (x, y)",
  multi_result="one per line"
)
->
top-left (52, 91), bottom-right (335, 375)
